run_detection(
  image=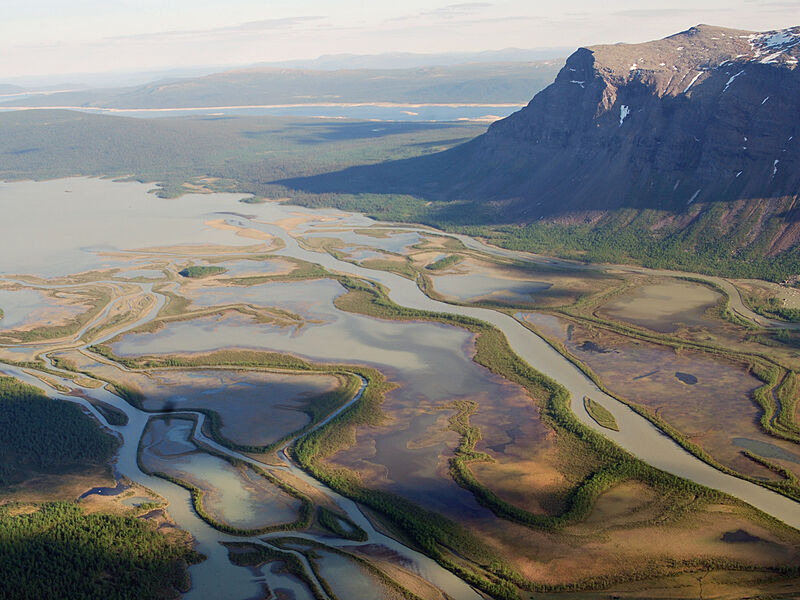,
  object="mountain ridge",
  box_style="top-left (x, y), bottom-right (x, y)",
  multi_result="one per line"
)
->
top-left (0, 61), bottom-right (563, 109)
